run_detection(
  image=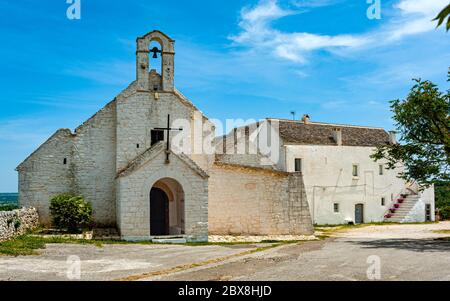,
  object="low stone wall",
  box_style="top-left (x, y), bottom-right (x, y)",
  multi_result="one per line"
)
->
top-left (208, 164), bottom-right (314, 235)
top-left (0, 208), bottom-right (39, 242)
